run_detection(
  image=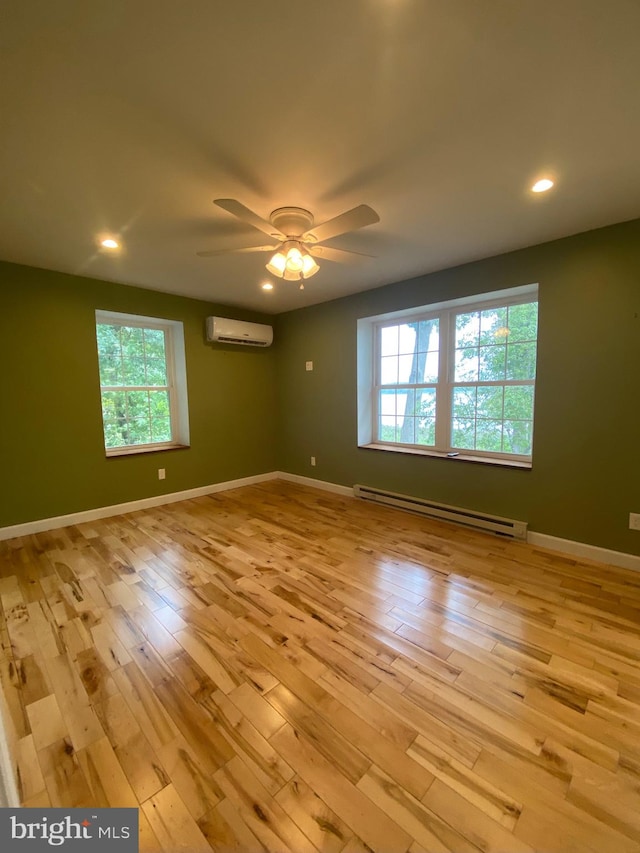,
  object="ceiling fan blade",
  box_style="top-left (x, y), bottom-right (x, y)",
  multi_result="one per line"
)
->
top-left (308, 245), bottom-right (375, 264)
top-left (214, 199), bottom-right (285, 240)
top-left (304, 204), bottom-right (379, 244)
top-left (197, 244), bottom-right (278, 258)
